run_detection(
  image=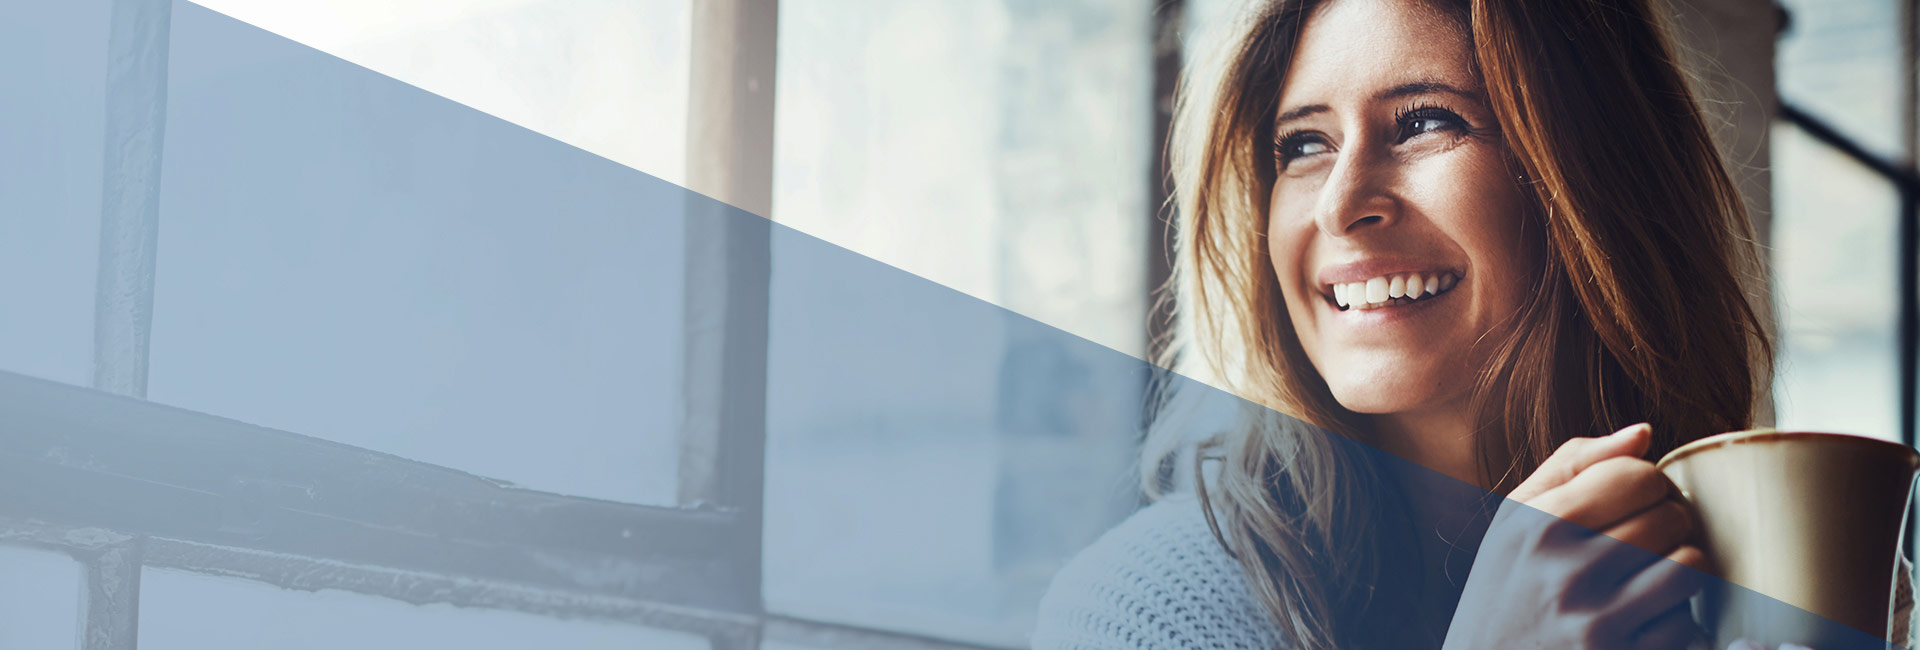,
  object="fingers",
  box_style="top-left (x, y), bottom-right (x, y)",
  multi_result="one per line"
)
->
top-left (1529, 453), bottom-right (1675, 531)
top-left (1668, 545), bottom-right (1710, 573)
top-left (1599, 498), bottom-right (1695, 557)
top-left (1727, 641), bottom-right (1816, 650)
top-left (1510, 423), bottom-right (1652, 503)
top-left (1574, 499), bottom-right (1696, 590)
top-left (1610, 545), bottom-right (1709, 625)
top-left (1632, 602), bottom-right (1706, 650)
